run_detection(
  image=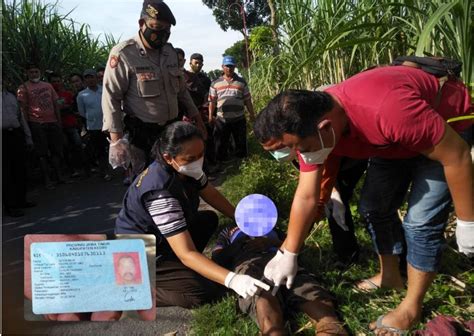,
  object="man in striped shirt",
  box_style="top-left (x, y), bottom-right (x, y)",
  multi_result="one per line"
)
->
top-left (208, 55), bottom-right (256, 162)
